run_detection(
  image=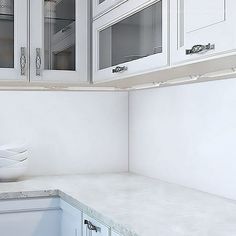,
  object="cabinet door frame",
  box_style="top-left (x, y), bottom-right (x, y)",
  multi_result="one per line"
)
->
top-left (93, 0), bottom-right (128, 20)
top-left (60, 199), bottom-right (82, 236)
top-left (93, 0), bottom-right (168, 83)
top-left (30, 0), bottom-right (89, 84)
top-left (0, 0), bottom-right (28, 82)
top-left (170, 0), bottom-right (236, 65)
